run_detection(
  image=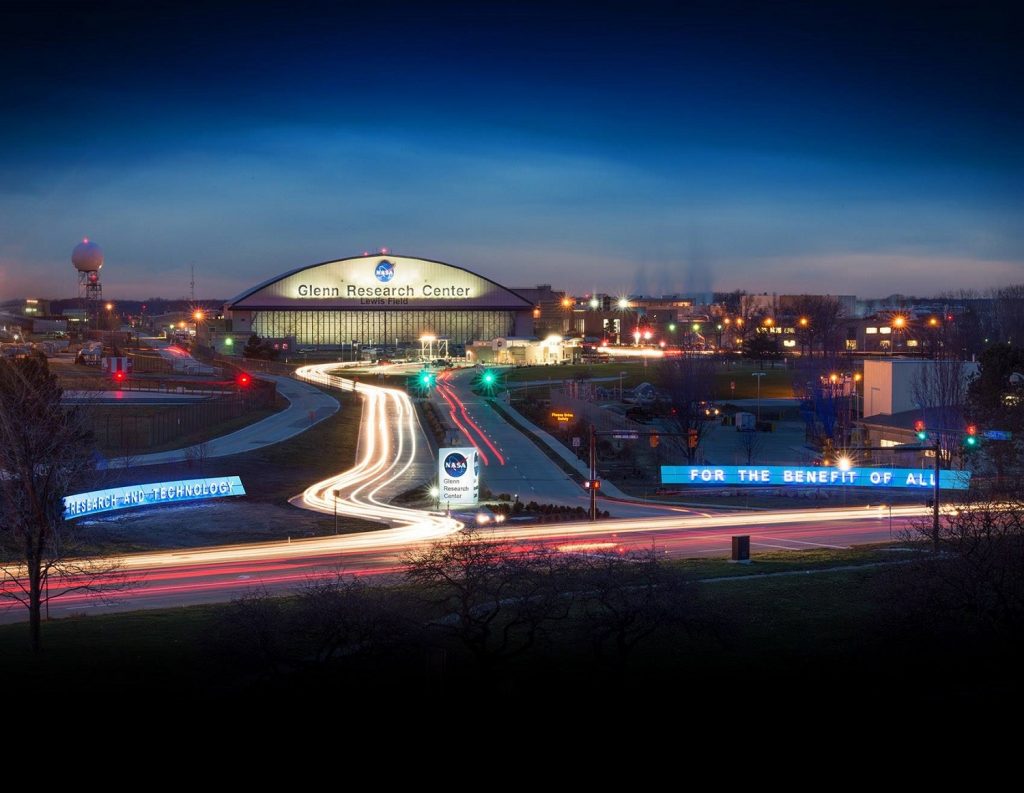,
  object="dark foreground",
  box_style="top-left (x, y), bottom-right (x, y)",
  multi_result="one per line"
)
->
top-left (2, 546), bottom-right (1020, 719)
